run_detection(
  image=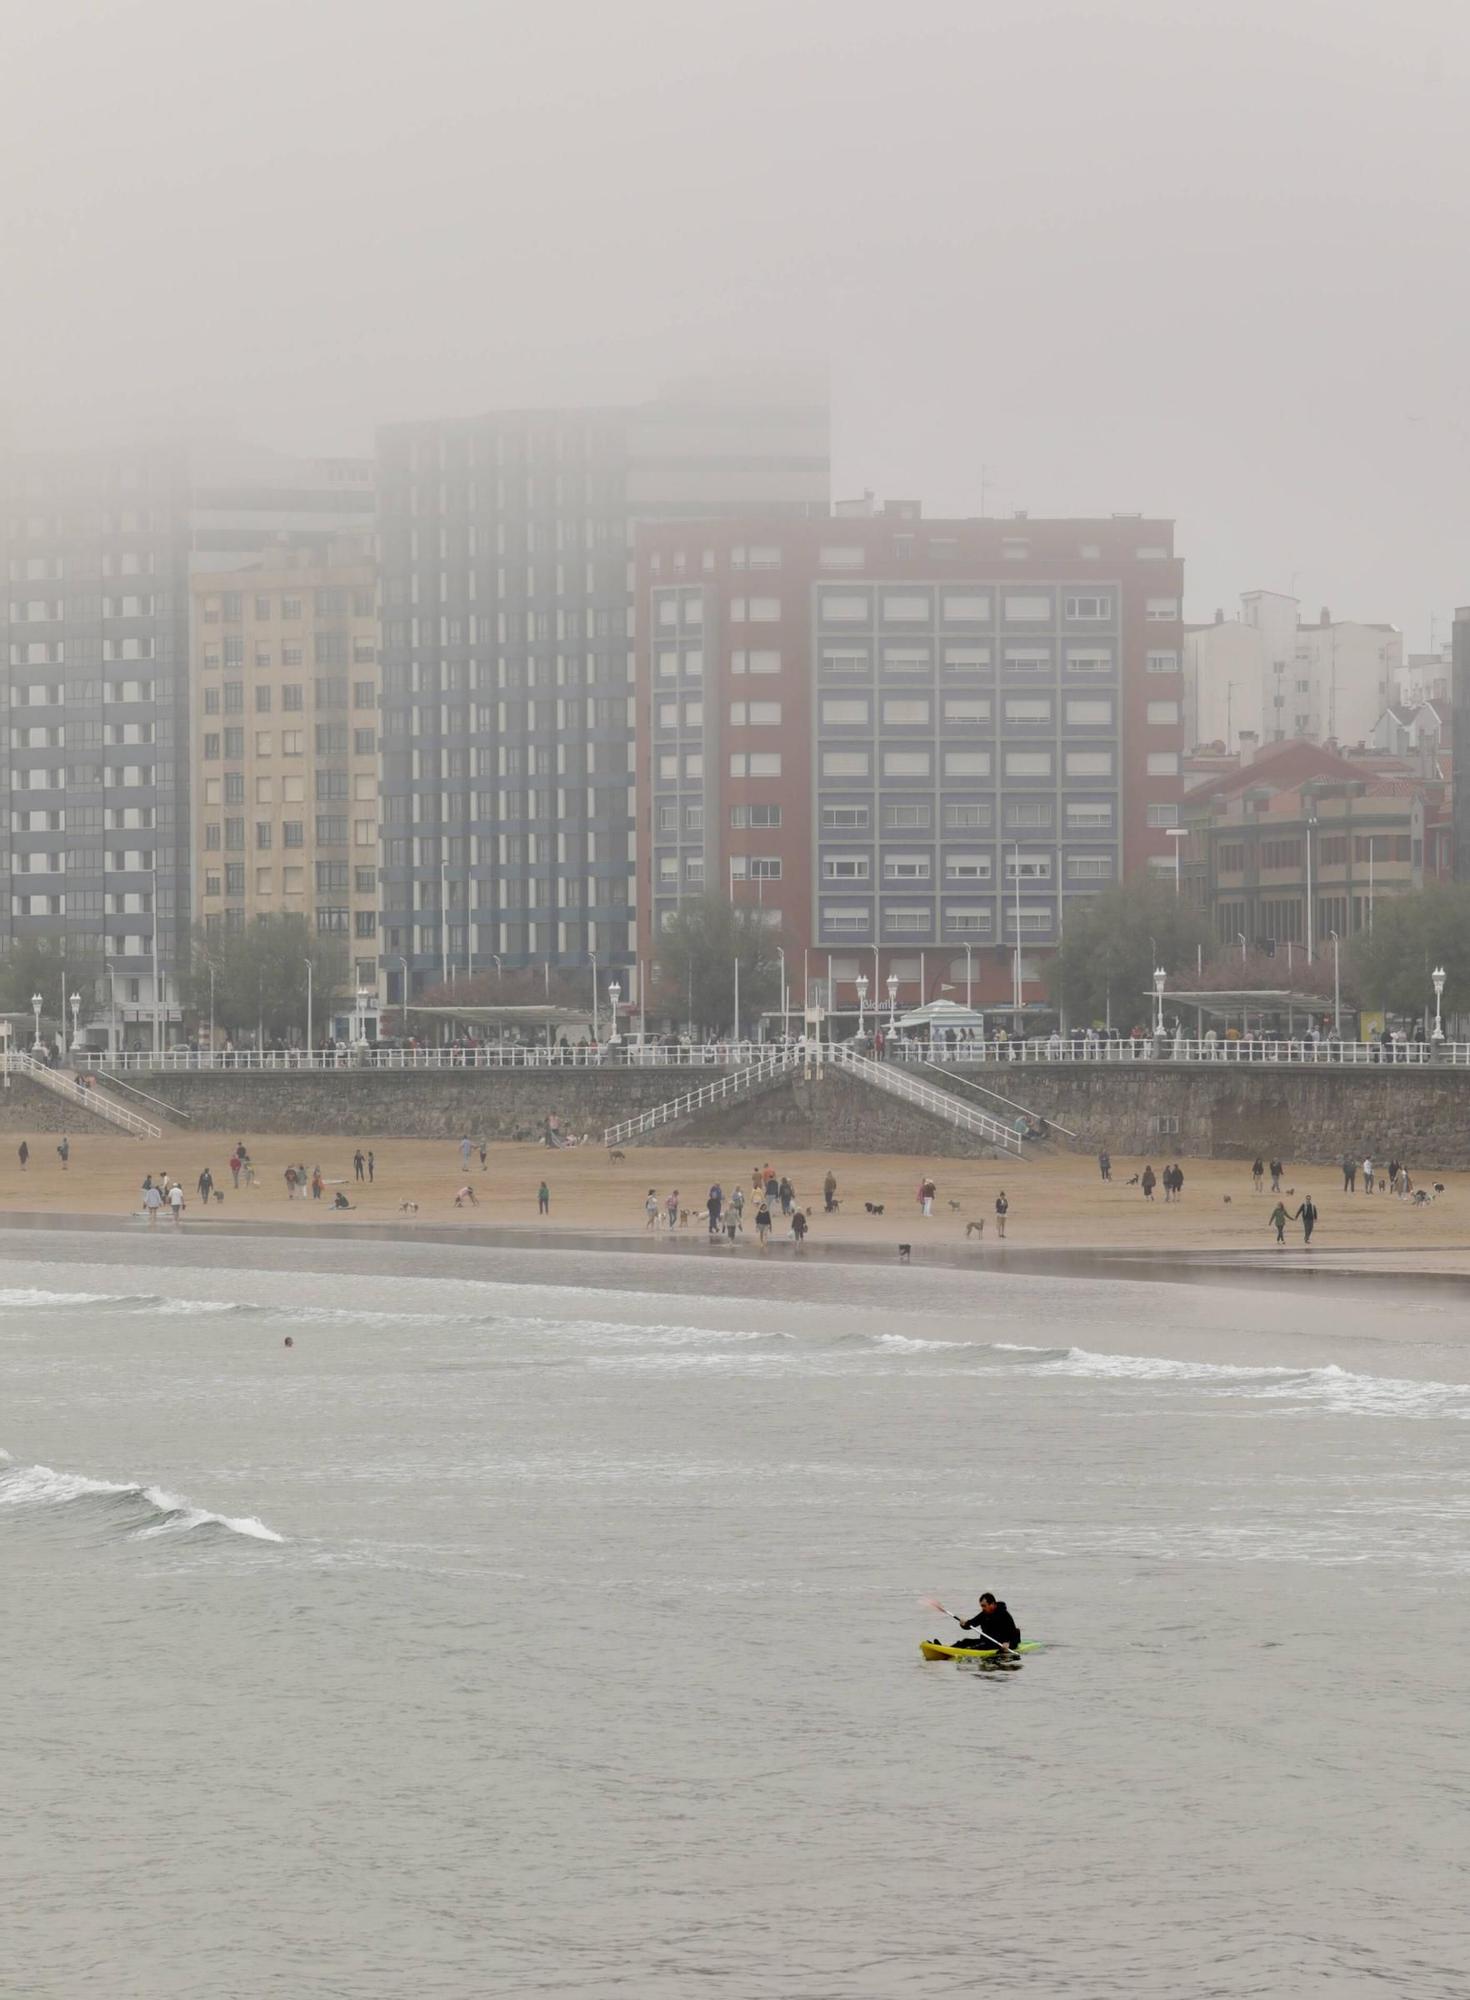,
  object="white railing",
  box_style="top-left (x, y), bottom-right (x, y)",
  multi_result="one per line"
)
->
top-left (914, 1058), bottom-right (1079, 1139)
top-left (883, 1035), bottom-right (1461, 1068)
top-left (85, 1034), bottom-right (1469, 1077)
top-left (9, 1052), bottom-right (161, 1138)
top-left (603, 1049), bottom-right (800, 1148)
top-left (829, 1047), bottom-right (1024, 1155)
